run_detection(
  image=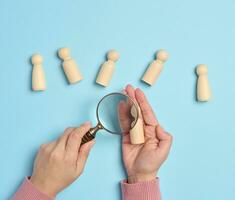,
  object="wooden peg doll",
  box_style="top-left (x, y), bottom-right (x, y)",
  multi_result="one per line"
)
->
top-left (196, 64), bottom-right (212, 102)
top-left (130, 105), bottom-right (145, 144)
top-left (31, 54), bottom-right (46, 91)
top-left (96, 50), bottom-right (120, 87)
top-left (58, 47), bottom-right (83, 84)
top-left (142, 49), bottom-right (169, 86)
